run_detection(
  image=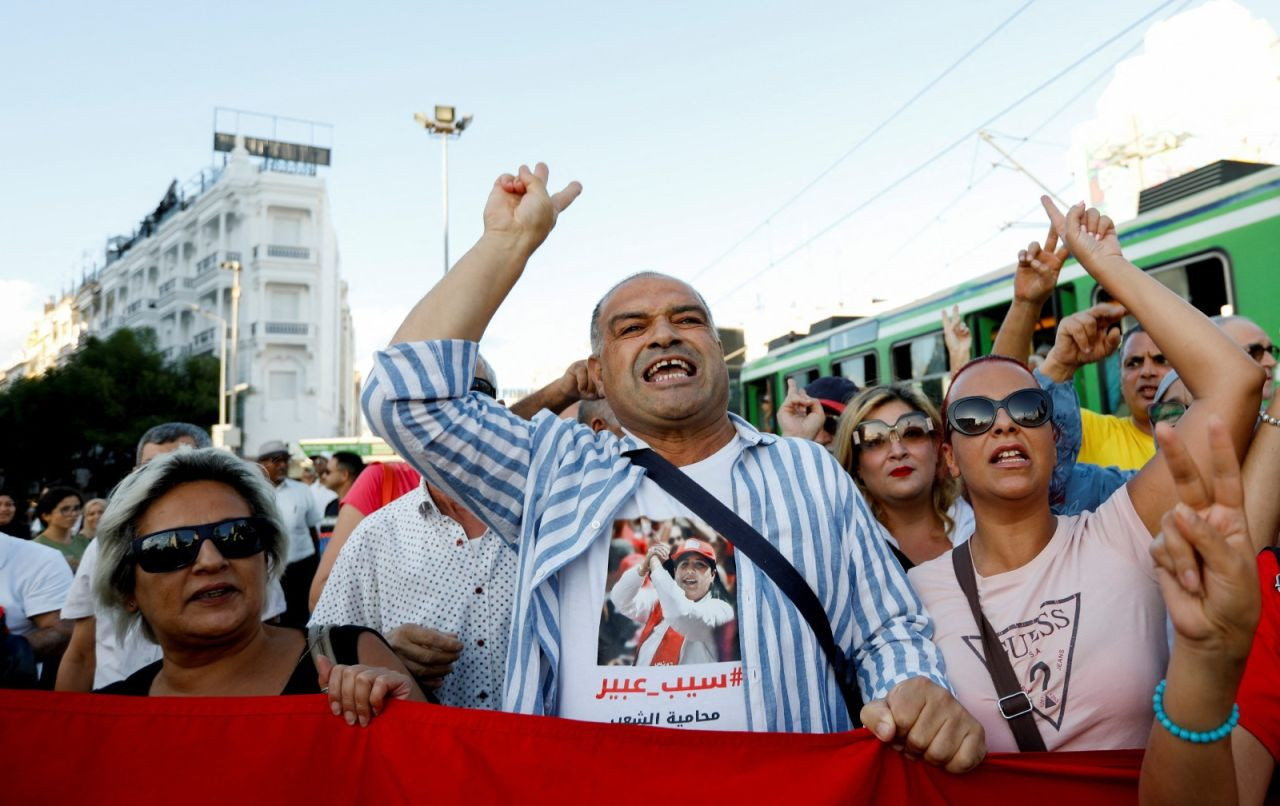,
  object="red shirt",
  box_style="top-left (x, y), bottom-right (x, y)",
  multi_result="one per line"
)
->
top-left (1238, 548), bottom-right (1280, 761)
top-left (342, 462), bottom-right (421, 517)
